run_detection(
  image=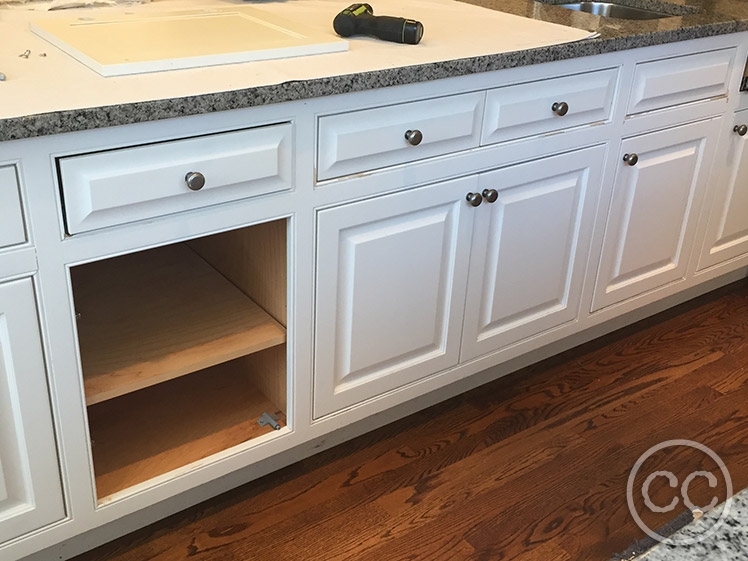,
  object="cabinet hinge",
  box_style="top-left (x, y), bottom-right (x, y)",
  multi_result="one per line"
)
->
top-left (258, 412), bottom-right (281, 430)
